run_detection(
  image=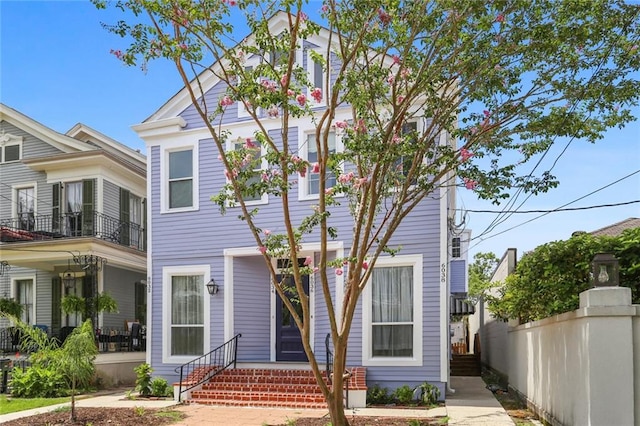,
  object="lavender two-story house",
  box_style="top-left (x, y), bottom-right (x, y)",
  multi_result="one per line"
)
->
top-left (134, 12), bottom-right (469, 405)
